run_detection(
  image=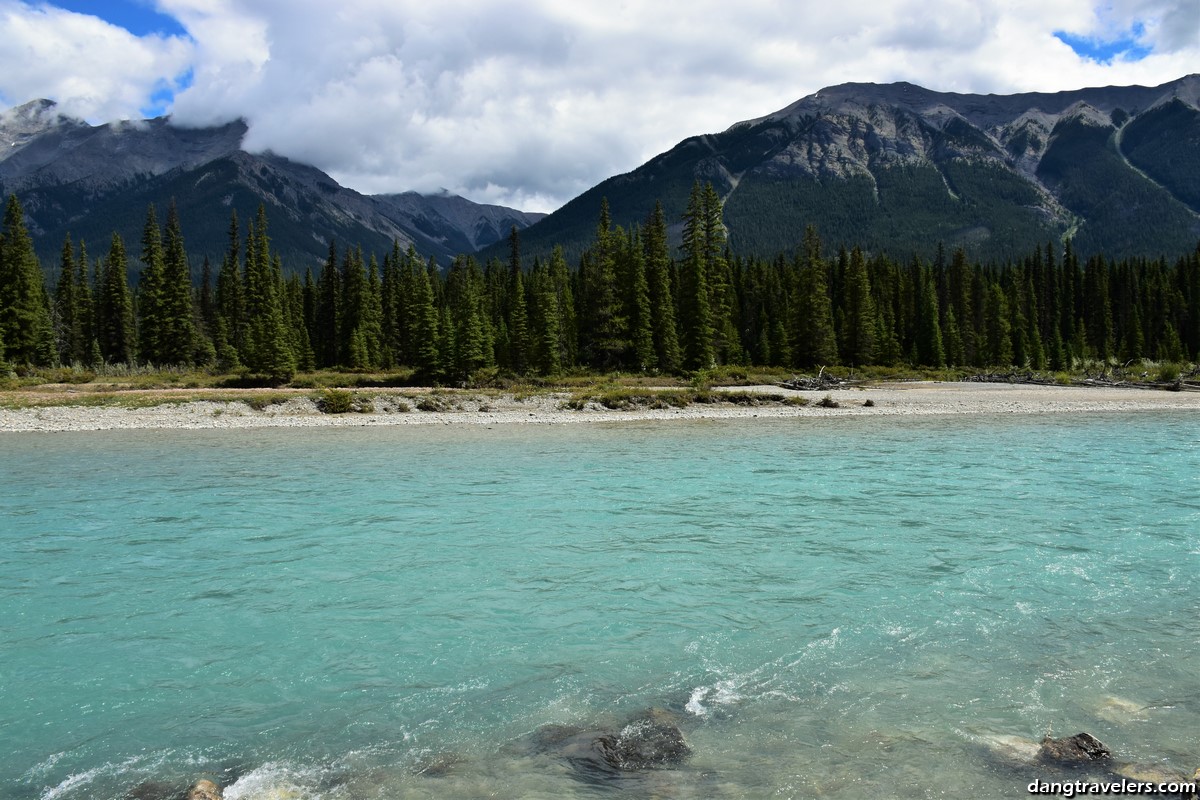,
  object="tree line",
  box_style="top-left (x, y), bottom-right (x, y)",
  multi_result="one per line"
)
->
top-left (1, 185), bottom-right (1199, 381)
